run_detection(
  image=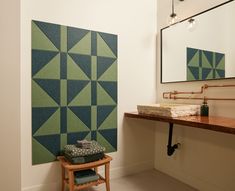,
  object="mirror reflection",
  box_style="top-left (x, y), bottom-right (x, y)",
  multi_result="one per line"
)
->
top-left (161, 0), bottom-right (235, 83)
